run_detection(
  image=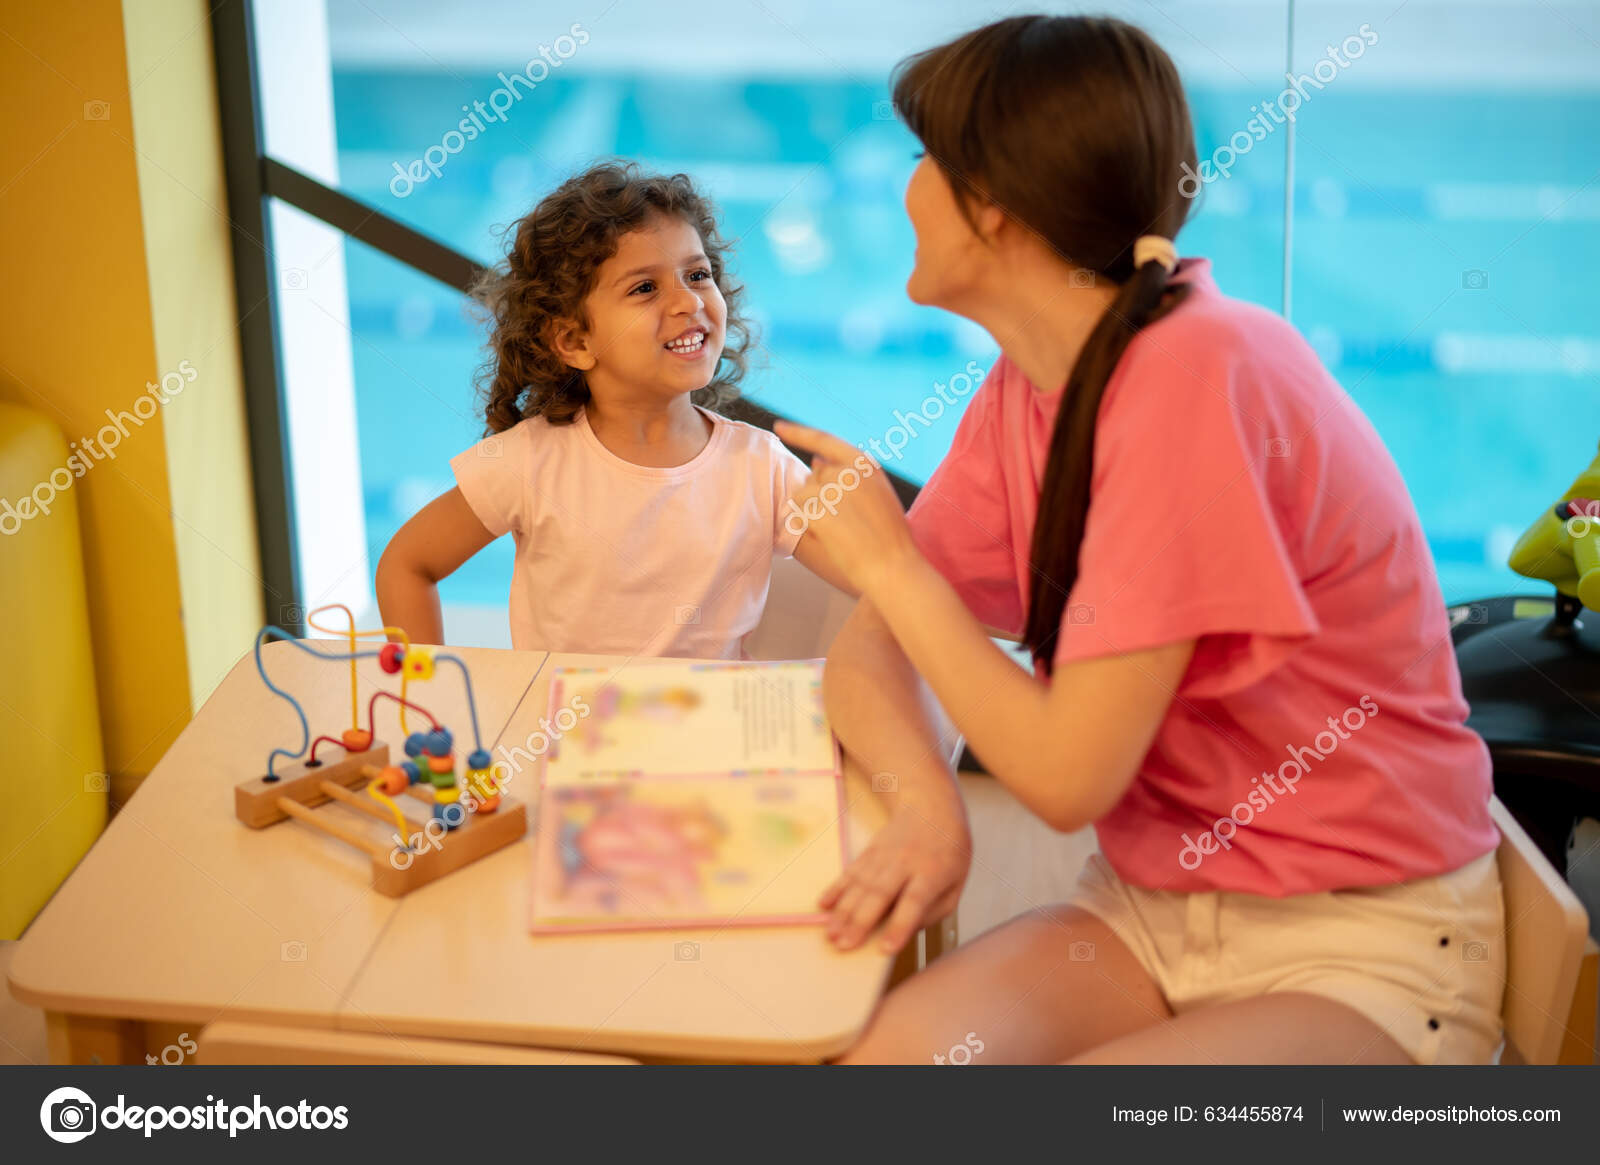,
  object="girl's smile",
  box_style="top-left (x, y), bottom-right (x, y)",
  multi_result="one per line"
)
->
top-left (663, 324), bottom-right (711, 358)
